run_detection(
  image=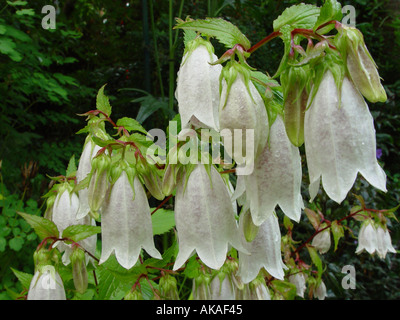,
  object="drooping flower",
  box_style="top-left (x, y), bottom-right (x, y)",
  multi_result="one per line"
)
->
top-left (219, 62), bottom-right (269, 171)
top-left (336, 25), bottom-right (387, 103)
top-left (192, 272), bottom-right (211, 300)
top-left (210, 273), bottom-right (236, 300)
top-left (27, 267), bottom-right (66, 300)
top-left (76, 135), bottom-right (102, 220)
top-left (313, 280), bottom-right (327, 300)
top-left (241, 276), bottom-right (271, 300)
top-left (173, 164), bottom-right (248, 270)
top-left (175, 38), bottom-right (222, 131)
top-left (237, 211), bottom-right (287, 283)
top-left (356, 220), bottom-right (396, 259)
top-left (376, 225), bottom-right (396, 259)
top-left (311, 227), bottom-right (331, 254)
top-left (355, 220), bottom-right (378, 255)
top-left (304, 70), bottom-right (387, 204)
top-left (99, 169), bottom-right (162, 269)
top-left (288, 272), bottom-right (307, 298)
top-left (236, 115), bottom-right (303, 225)
top-left (51, 184), bottom-right (97, 263)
